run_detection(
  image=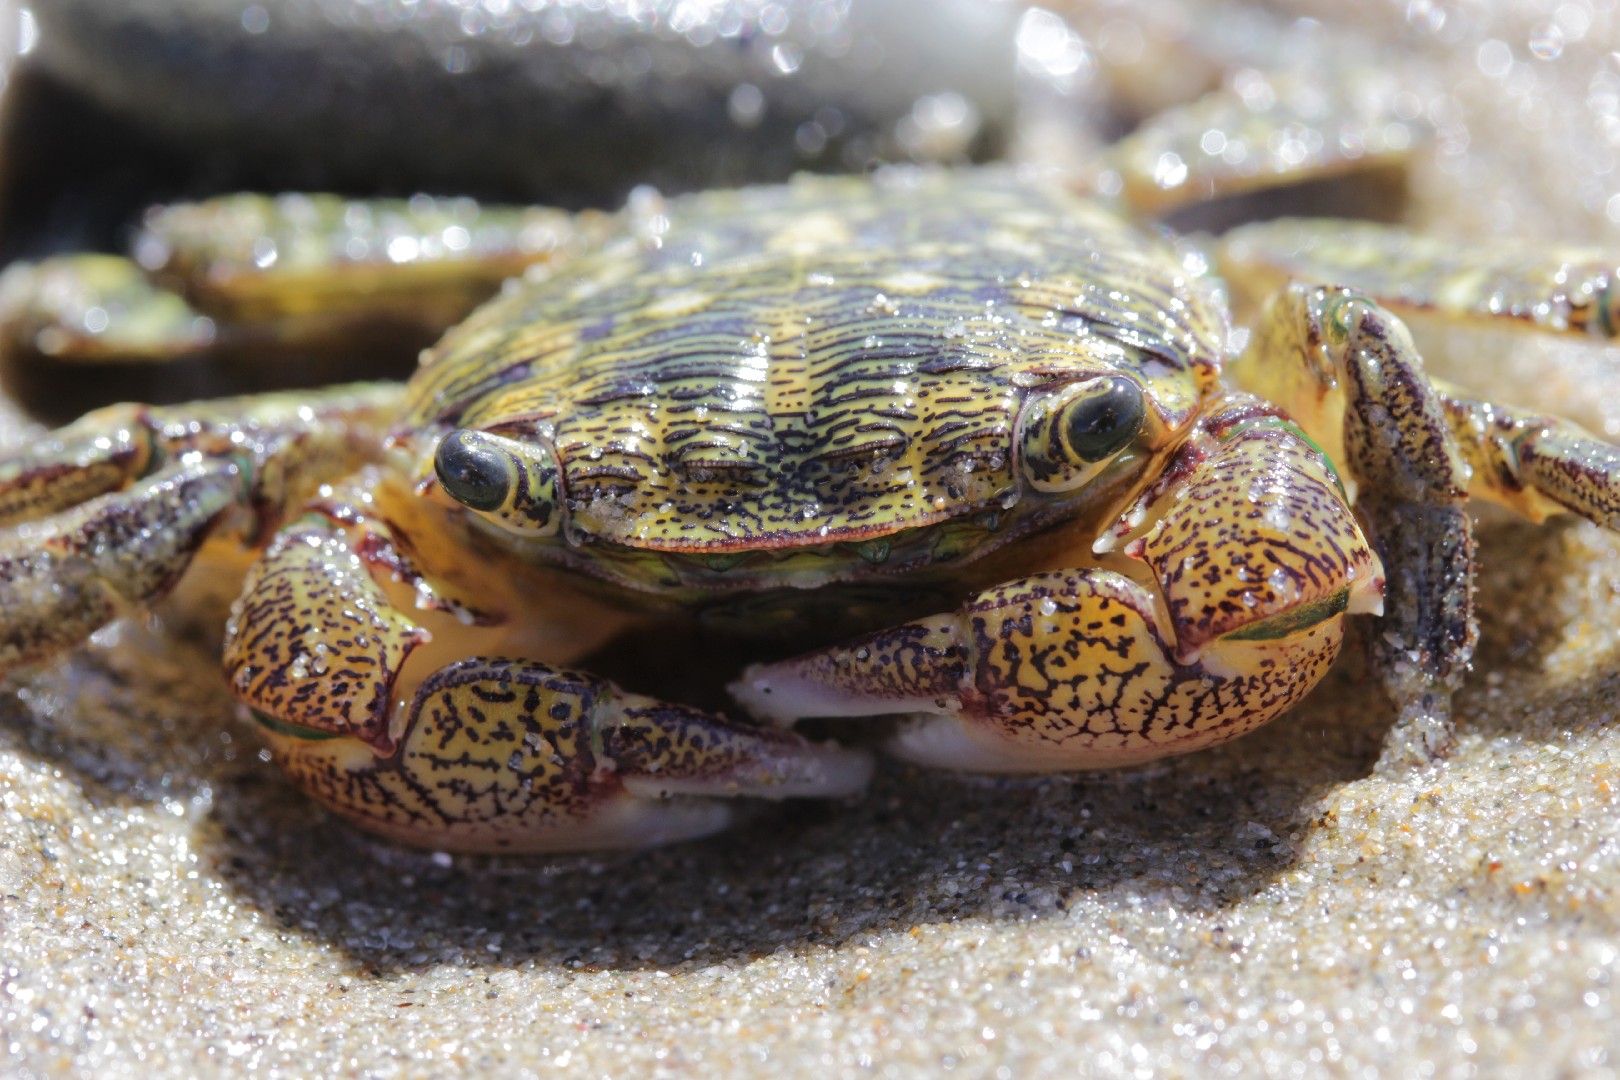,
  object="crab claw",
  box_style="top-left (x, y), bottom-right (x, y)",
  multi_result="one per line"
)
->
top-left (732, 406), bottom-right (1384, 772)
top-left (1117, 405), bottom-right (1384, 665)
top-left (225, 502), bottom-right (870, 853)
